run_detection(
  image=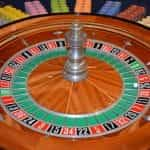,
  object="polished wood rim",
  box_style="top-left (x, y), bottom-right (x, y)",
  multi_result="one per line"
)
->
top-left (0, 14), bottom-right (149, 150)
